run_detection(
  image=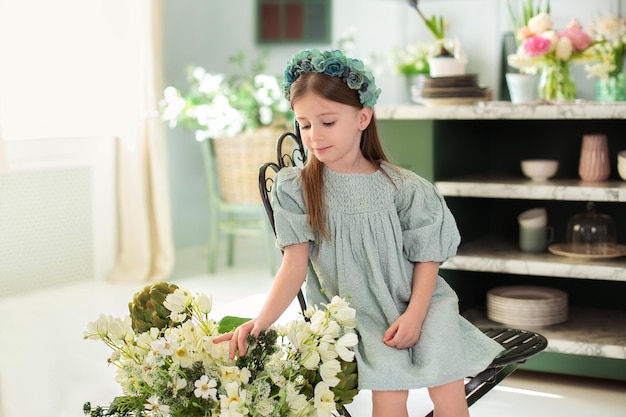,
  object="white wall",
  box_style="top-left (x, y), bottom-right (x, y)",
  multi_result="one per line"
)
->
top-left (163, 0), bottom-right (626, 249)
